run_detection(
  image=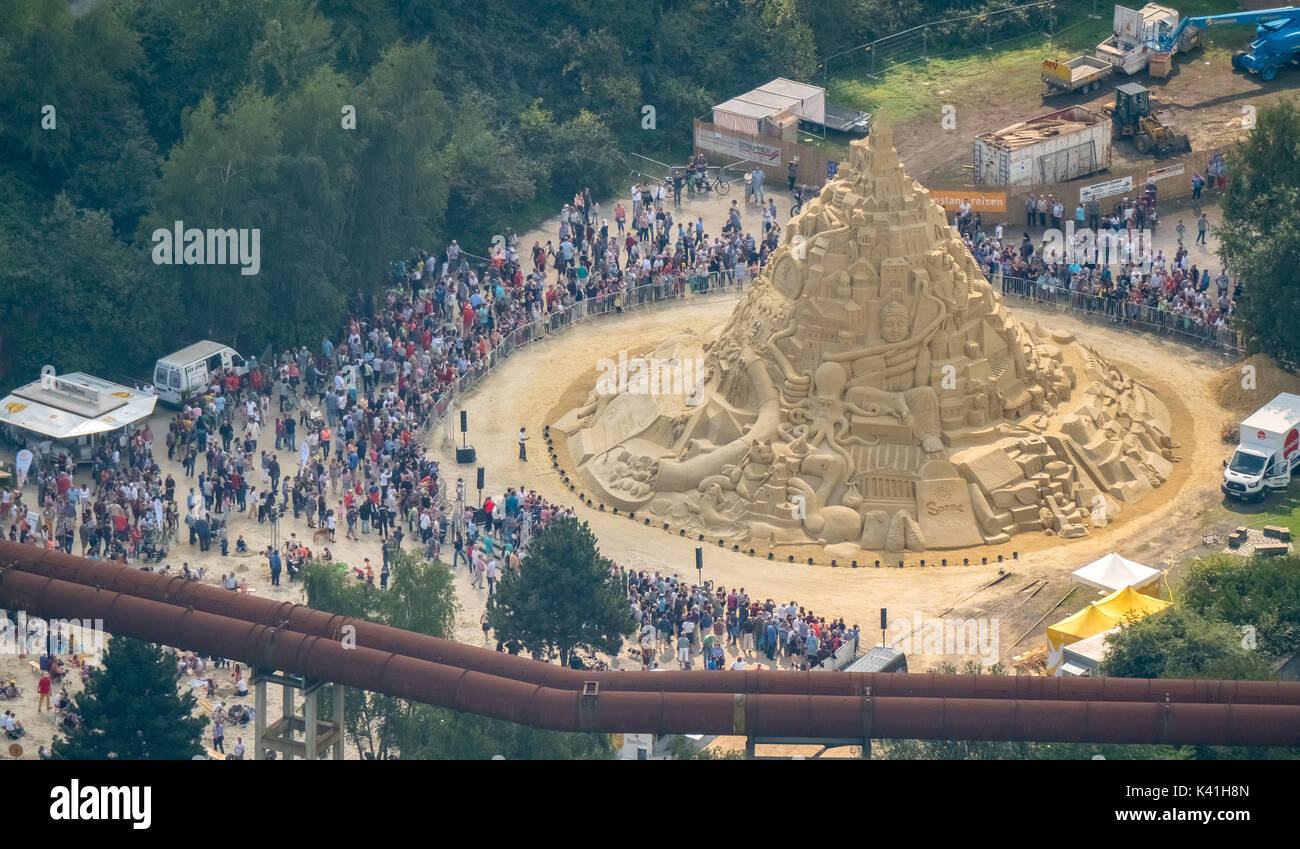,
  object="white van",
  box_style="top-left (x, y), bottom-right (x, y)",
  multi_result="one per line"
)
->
top-left (1222, 392), bottom-right (1300, 502)
top-left (153, 341), bottom-right (248, 406)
